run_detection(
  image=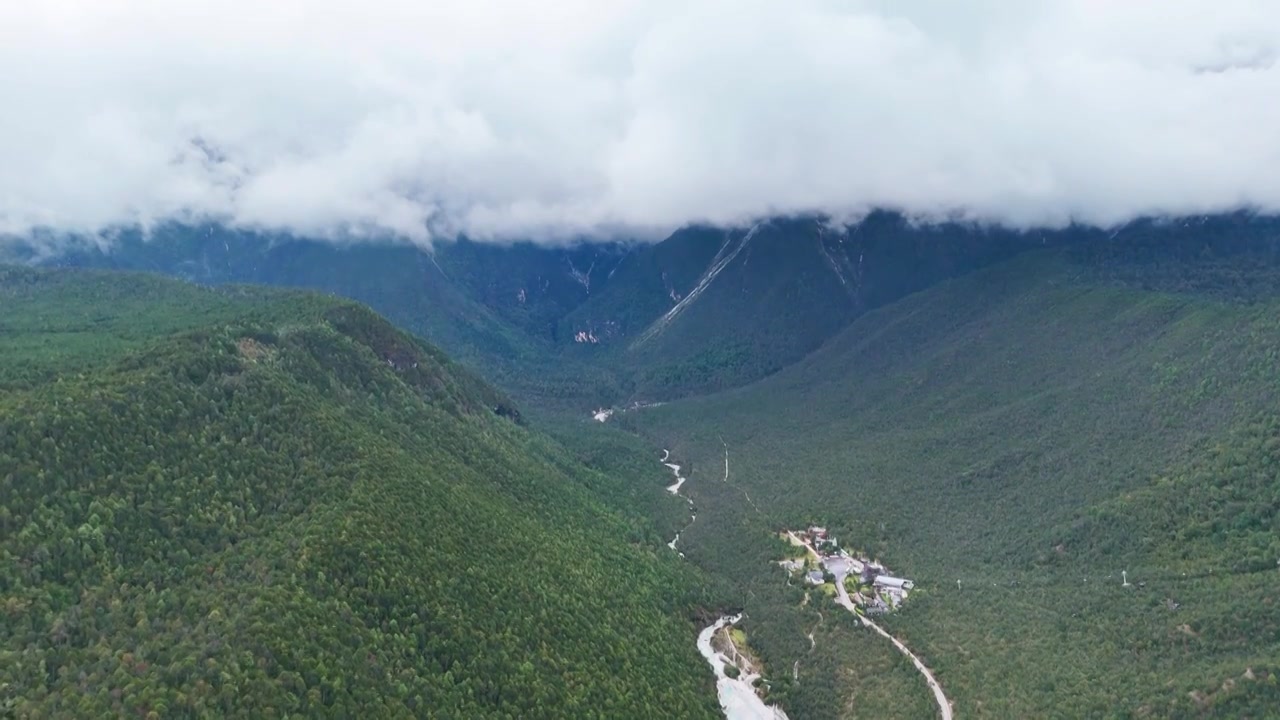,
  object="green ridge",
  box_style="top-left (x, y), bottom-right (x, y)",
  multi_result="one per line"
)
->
top-left (0, 266), bottom-right (723, 719)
